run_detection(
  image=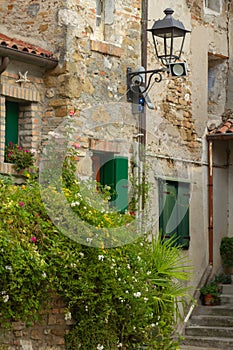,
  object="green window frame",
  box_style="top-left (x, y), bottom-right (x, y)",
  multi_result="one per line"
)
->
top-left (159, 180), bottom-right (190, 249)
top-left (93, 152), bottom-right (128, 212)
top-left (5, 101), bottom-right (19, 146)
